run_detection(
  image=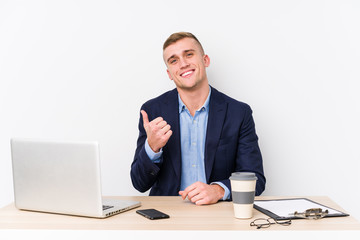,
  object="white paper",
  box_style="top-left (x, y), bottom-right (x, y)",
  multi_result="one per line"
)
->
top-left (254, 198), bottom-right (343, 217)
